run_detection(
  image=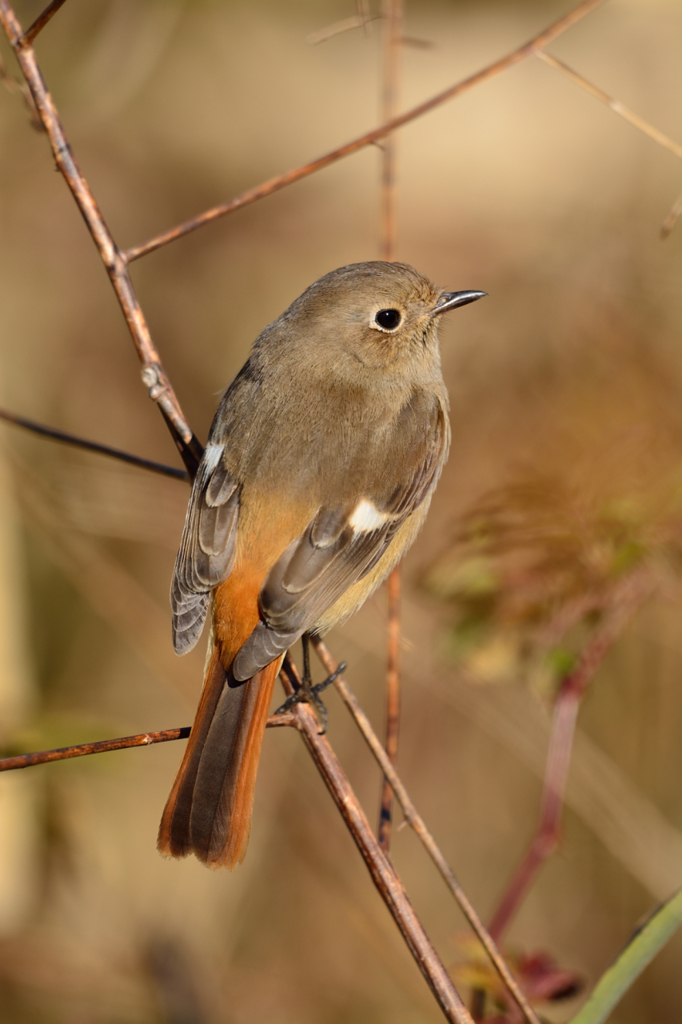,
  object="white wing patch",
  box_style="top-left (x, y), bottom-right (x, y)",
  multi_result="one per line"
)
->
top-left (349, 498), bottom-right (390, 534)
top-left (203, 442), bottom-right (224, 473)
